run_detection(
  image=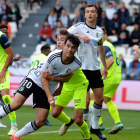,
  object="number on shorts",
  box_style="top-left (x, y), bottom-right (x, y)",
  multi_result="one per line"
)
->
top-left (23, 80), bottom-right (32, 89)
